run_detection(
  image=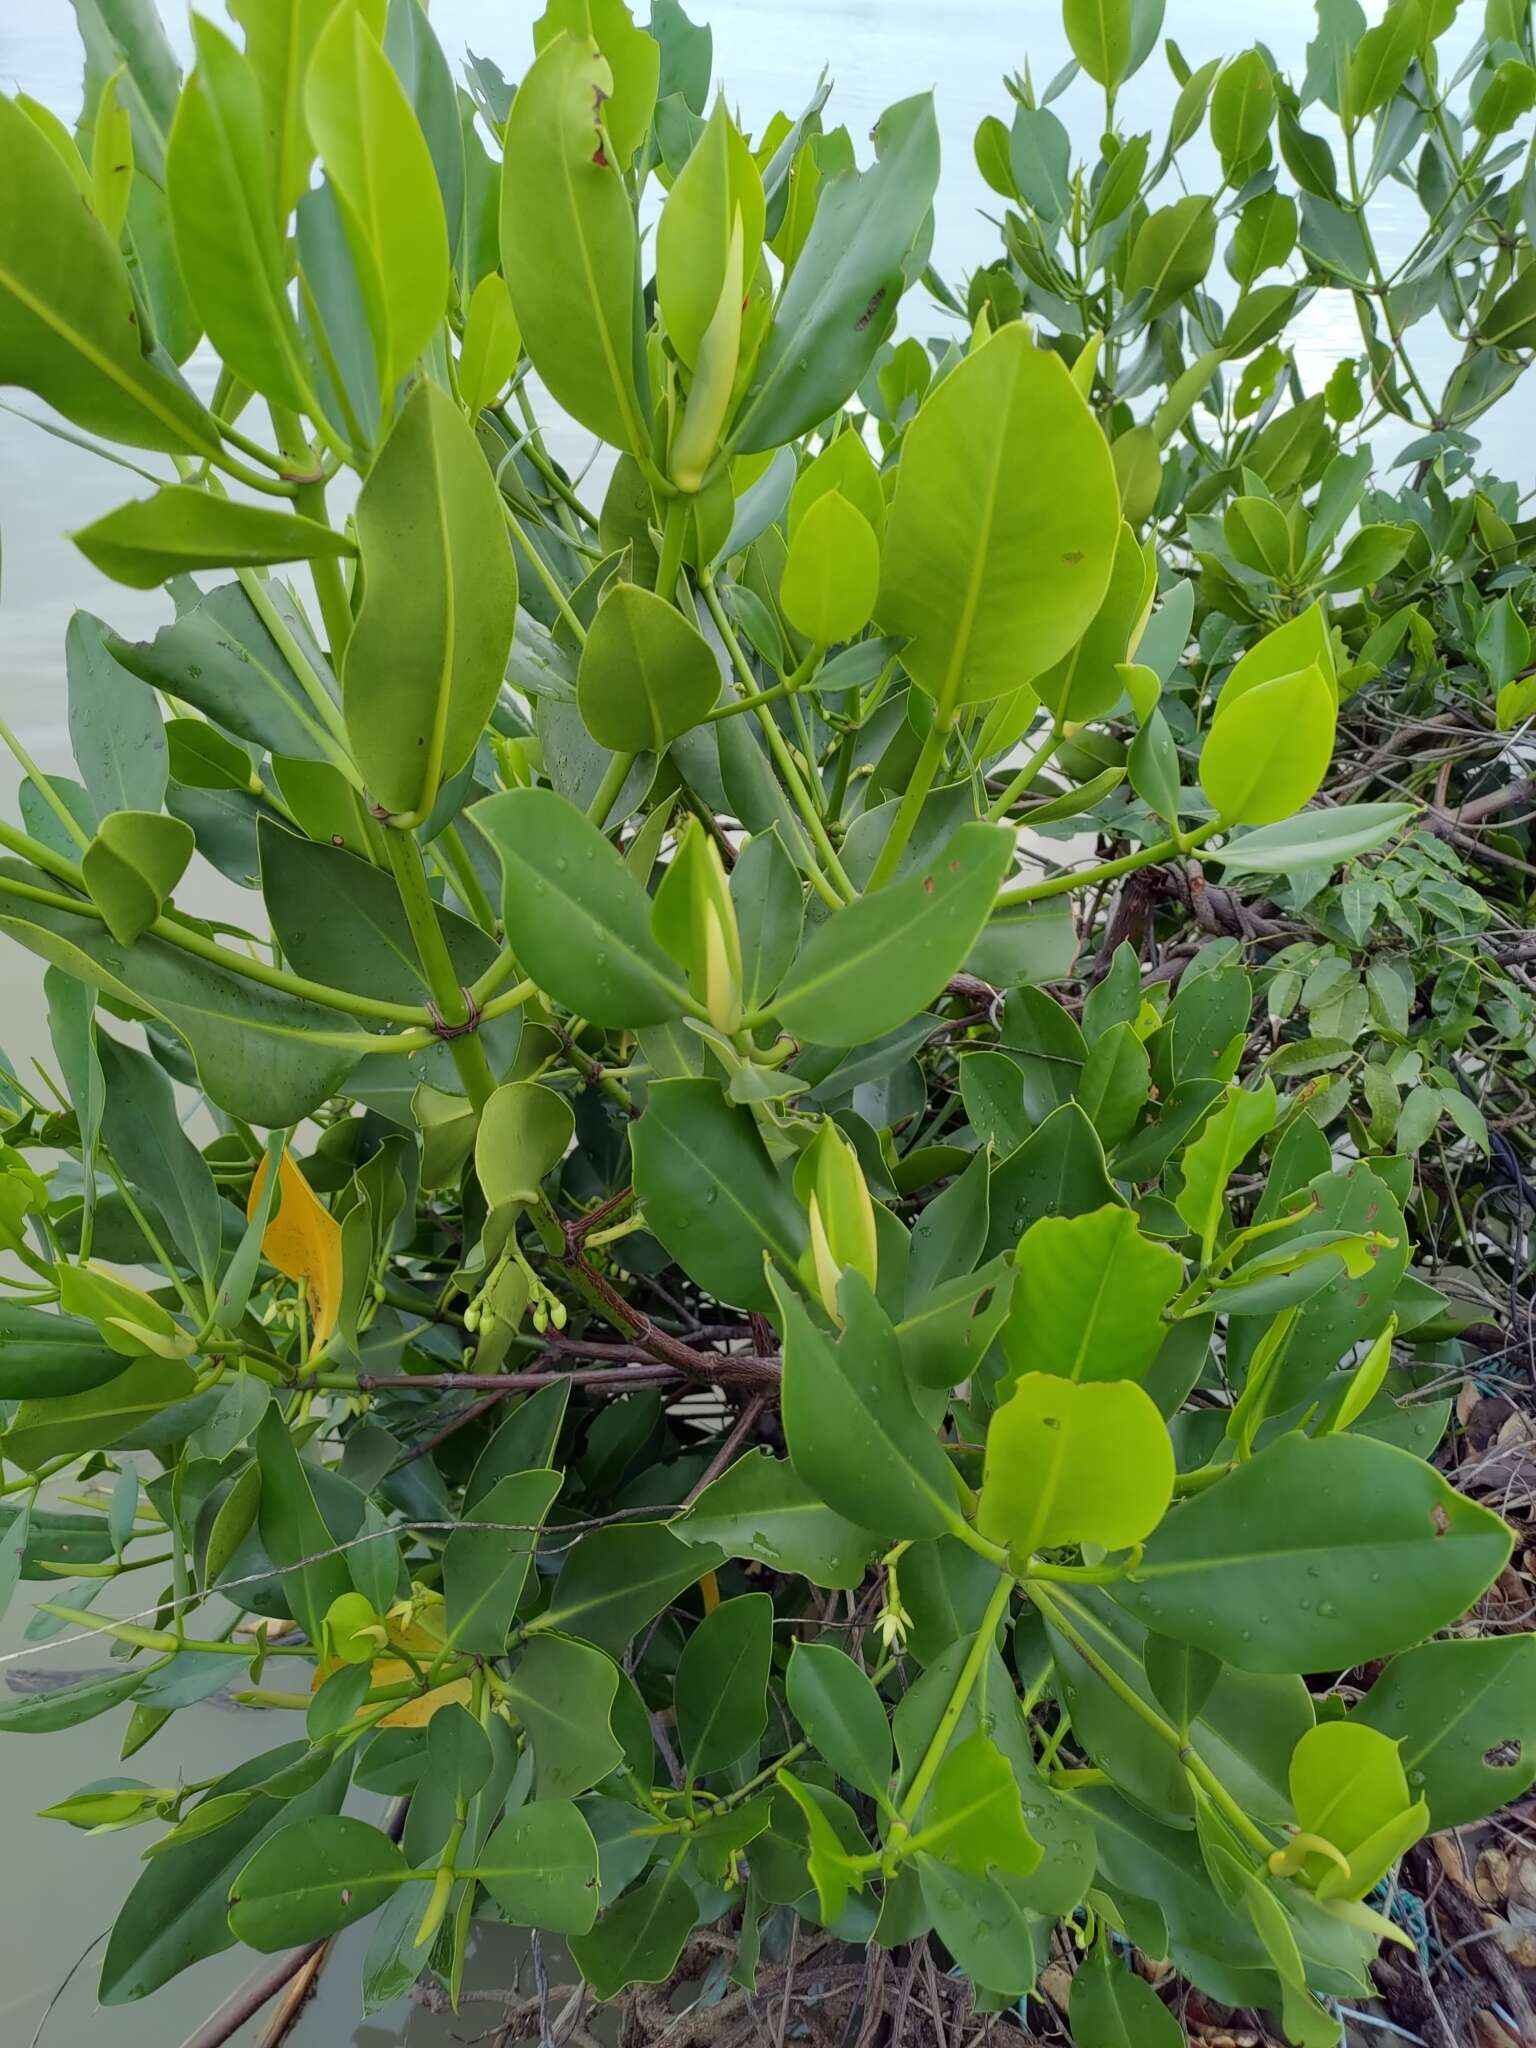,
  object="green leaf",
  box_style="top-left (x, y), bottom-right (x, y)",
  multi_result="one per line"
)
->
top-left (475, 1081), bottom-right (574, 1221)
top-left (0, 1661), bottom-right (148, 1733)
top-left (1288, 1719), bottom-right (1424, 1898)
top-left (1354, 1635), bottom-right (1536, 1828)
top-left (344, 380), bottom-right (518, 819)
top-left (1077, 1021), bottom-right (1152, 1149)
top-left (776, 1767), bottom-right (865, 1920)
top-left (536, 1520), bottom-right (722, 1654)
top-left (0, 1301), bottom-right (125, 1400)
top-left (733, 93), bottom-right (939, 454)
top-left (0, 866), bottom-right (357, 1127)
top-left (1112, 1431), bottom-right (1512, 1673)
top-left (780, 491), bottom-right (880, 645)
top-left (915, 1858), bottom-right (1041, 1997)
top-left (477, 1799), bottom-right (601, 1935)
top-left (770, 823), bottom-right (1013, 1044)
top-left (3, 1354), bottom-right (196, 1470)
top-left (656, 94), bottom-right (763, 370)
top-left (459, 272), bottom-right (520, 415)
top-left (786, 1640), bottom-right (892, 1799)
top-left (877, 323), bottom-right (1122, 715)
top-left (67, 611), bottom-right (167, 818)
top-left (166, 19), bottom-right (311, 413)
top-left (979, 1372), bottom-right (1174, 1559)
top-left (1064, 0), bottom-right (1133, 87)
top-left (1210, 50), bottom-right (1275, 171)
top-left (984, 1104), bottom-right (1121, 1259)
top-left (912, 1728), bottom-right (1042, 1877)
top-left (569, 1867), bottom-right (698, 2000)
top-left (473, 787), bottom-right (691, 1027)
top-left (255, 1404), bottom-right (352, 1645)
top-left (443, 1467), bottom-right (561, 1654)
top-left (673, 1448), bottom-right (879, 1590)
top-left (777, 1268), bottom-right (963, 1543)
top-left (1211, 802), bottom-right (1415, 874)
top-left (108, 579), bottom-right (347, 769)
top-left (1348, 0), bottom-right (1425, 118)
top-left (500, 31), bottom-right (649, 459)
top-left (81, 810), bottom-right (193, 945)
top-left (1199, 665), bottom-right (1336, 826)
top-left (676, 1591), bottom-right (773, 1779)
top-left (305, 2), bottom-right (449, 399)
top-left (228, 1815), bottom-right (410, 1948)
top-left (97, 1031), bottom-right (223, 1308)
top-left (1004, 1206), bottom-right (1181, 1386)
top-left (73, 487), bottom-right (355, 590)
top-left (1124, 196), bottom-right (1217, 317)
top-left (1175, 1081), bottom-right (1278, 1264)
top-left (0, 92), bottom-right (216, 455)
top-left (1070, 1947), bottom-right (1183, 2048)
top-left (503, 1635), bottom-right (624, 1799)
top-left (577, 581), bottom-right (721, 752)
